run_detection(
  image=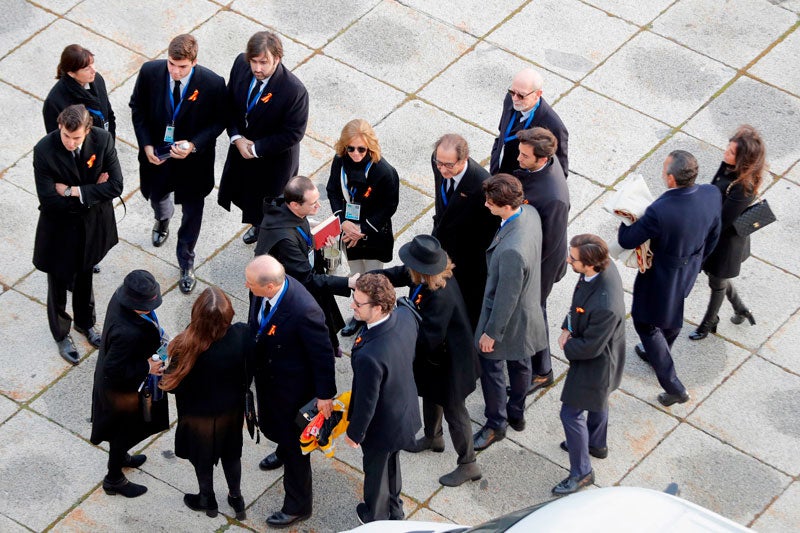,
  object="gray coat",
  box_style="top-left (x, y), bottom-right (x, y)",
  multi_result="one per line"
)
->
top-left (475, 204), bottom-right (547, 360)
